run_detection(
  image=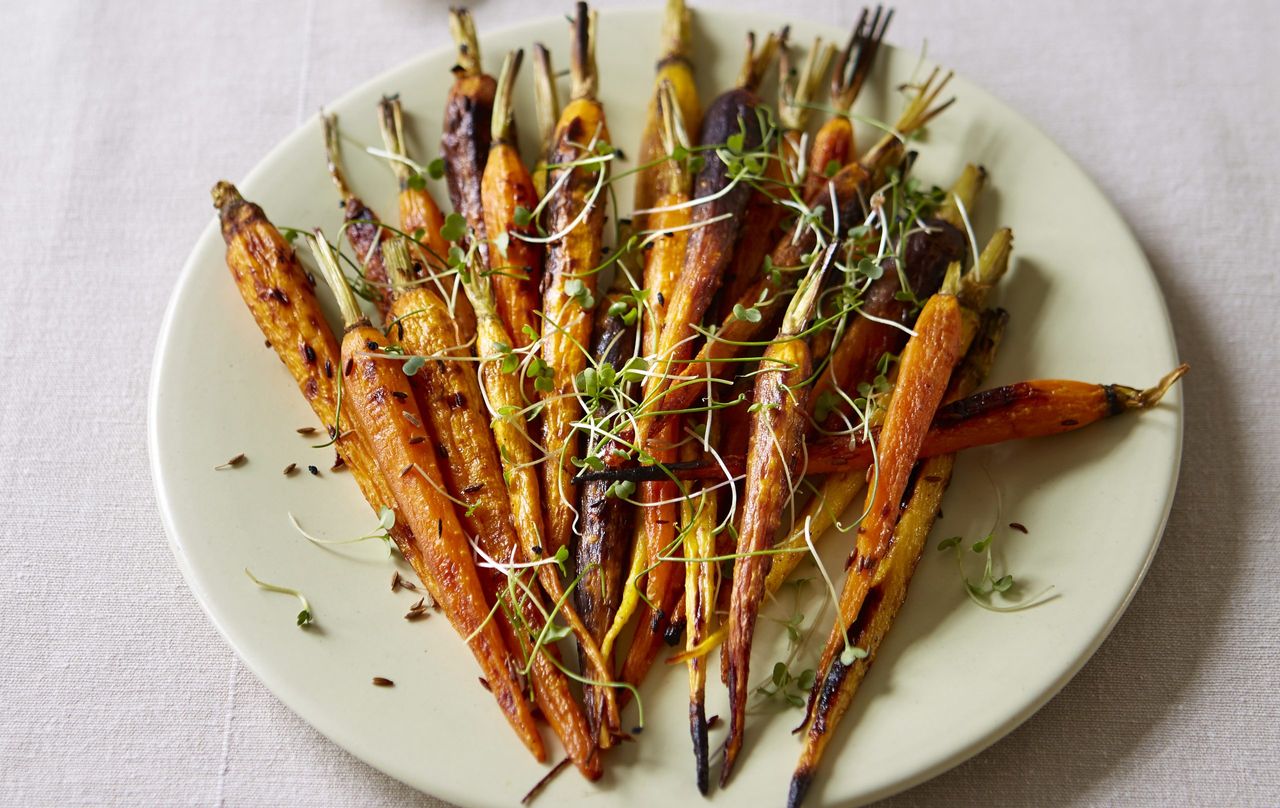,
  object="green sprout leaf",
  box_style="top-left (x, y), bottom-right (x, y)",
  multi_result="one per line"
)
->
top-left (402, 356), bottom-right (426, 376)
top-left (732, 303), bottom-right (762, 323)
top-left (245, 568), bottom-right (313, 628)
top-left (840, 645), bottom-right (868, 666)
top-left (440, 212), bottom-right (467, 243)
